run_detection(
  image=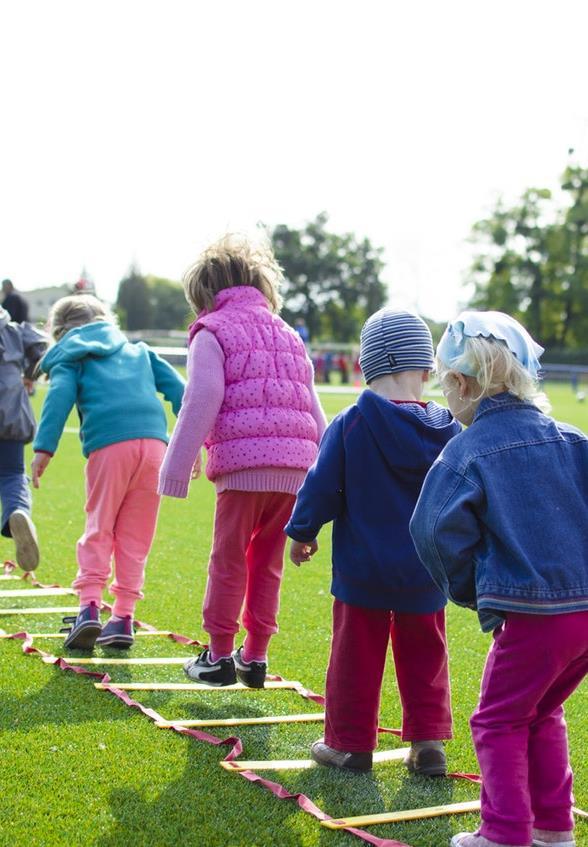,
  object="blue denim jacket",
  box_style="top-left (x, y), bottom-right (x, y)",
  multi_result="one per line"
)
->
top-left (410, 393), bottom-right (588, 631)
